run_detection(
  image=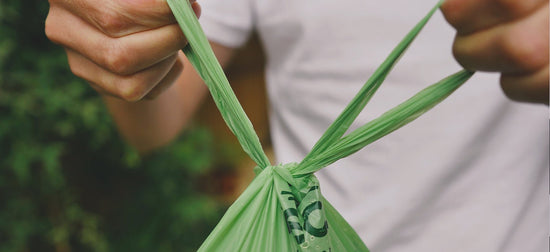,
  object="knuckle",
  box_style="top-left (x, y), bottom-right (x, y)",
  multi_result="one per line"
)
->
top-left (500, 31), bottom-right (547, 72)
top-left (44, 11), bottom-right (61, 44)
top-left (440, 0), bottom-right (462, 27)
top-left (94, 11), bottom-right (128, 37)
top-left (451, 39), bottom-right (471, 67)
top-left (67, 62), bottom-right (86, 81)
top-left (499, 77), bottom-right (525, 102)
top-left (451, 42), bottom-right (463, 60)
top-left (500, 72), bottom-right (549, 104)
top-left (500, 87), bottom-right (521, 102)
top-left (65, 53), bottom-right (88, 80)
top-left (116, 79), bottom-right (149, 102)
top-left (102, 41), bottom-right (134, 75)
top-left (44, 17), bottom-right (57, 42)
